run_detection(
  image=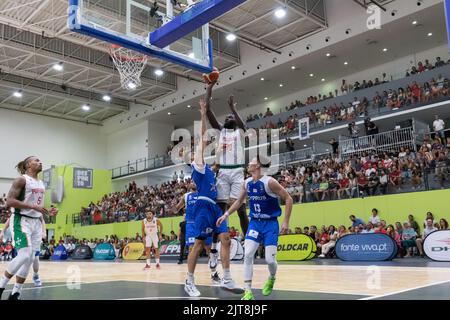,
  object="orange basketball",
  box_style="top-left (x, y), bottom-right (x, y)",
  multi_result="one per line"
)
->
top-left (203, 67), bottom-right (220, 84)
